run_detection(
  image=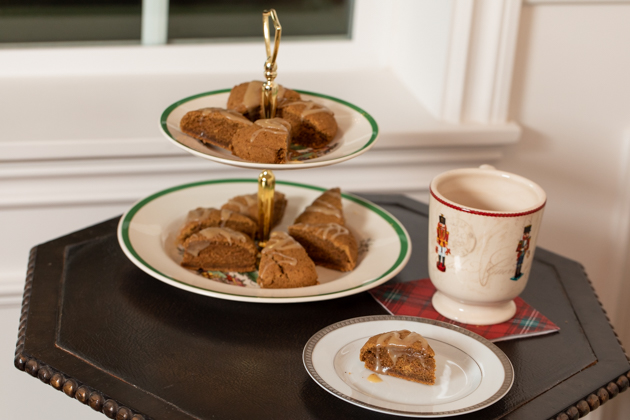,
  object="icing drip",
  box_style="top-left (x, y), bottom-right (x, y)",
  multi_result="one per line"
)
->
top-left (315, 223), bottom-right (349, 240)
top-left (304, 200), bottom-right (342, 218)
top-left (185, 207), bottom-right (216, 223)
top-left (200, 107), bottom-right (252, 124)
top-left (248, 118), bottom-right (292, 143)
top-left (226, 194), bottom-right (257, 213)
top-left (279, 100), bottom-right (333, 120)
top-left (264, 232), bottom-right (302, 253)
top-left (186, 228), bottom-right (247, 257)
top-left (220, 208), bottom-right (232, 227)
top-left (243, 81), bottom-right (264, 114)
top-left (242, 81), bottom-right (287, 114)
top-left (260, 232), bottom-right (301, 278)
top-left (372, 330), bottom-right (430, 373)
top-left (367, 374), bottom-right (382, 383)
